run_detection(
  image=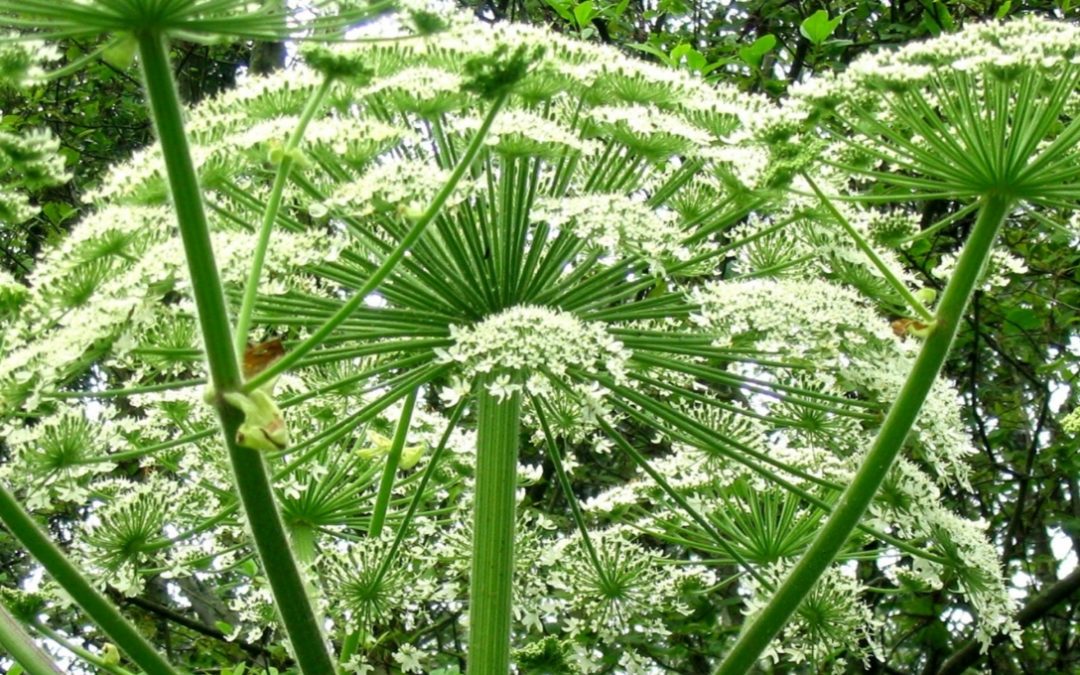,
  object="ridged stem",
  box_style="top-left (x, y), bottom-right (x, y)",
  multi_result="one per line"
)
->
top-left (136, 31), bottom-right (335, 675)
top-left (467, 373), bottom-right (522, 675)
top-left (0, 486), bottom-right (177, 675)
top-left (716, 193), bottom-right (1012, 674)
